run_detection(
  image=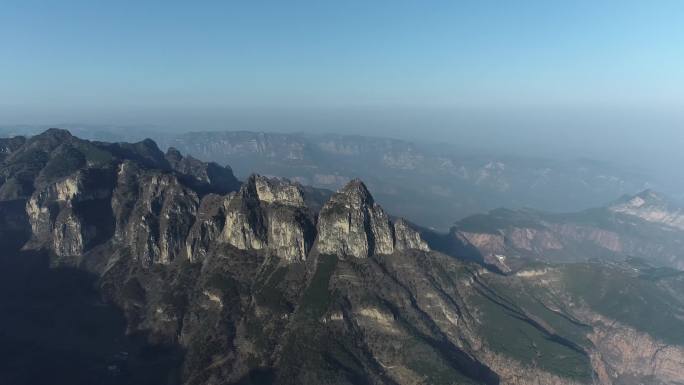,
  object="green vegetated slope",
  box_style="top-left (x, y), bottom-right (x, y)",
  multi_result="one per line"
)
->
top-left (561, 261), bottom-right (684, 345)
top-left (470, 273), bottom-right (593, 382)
